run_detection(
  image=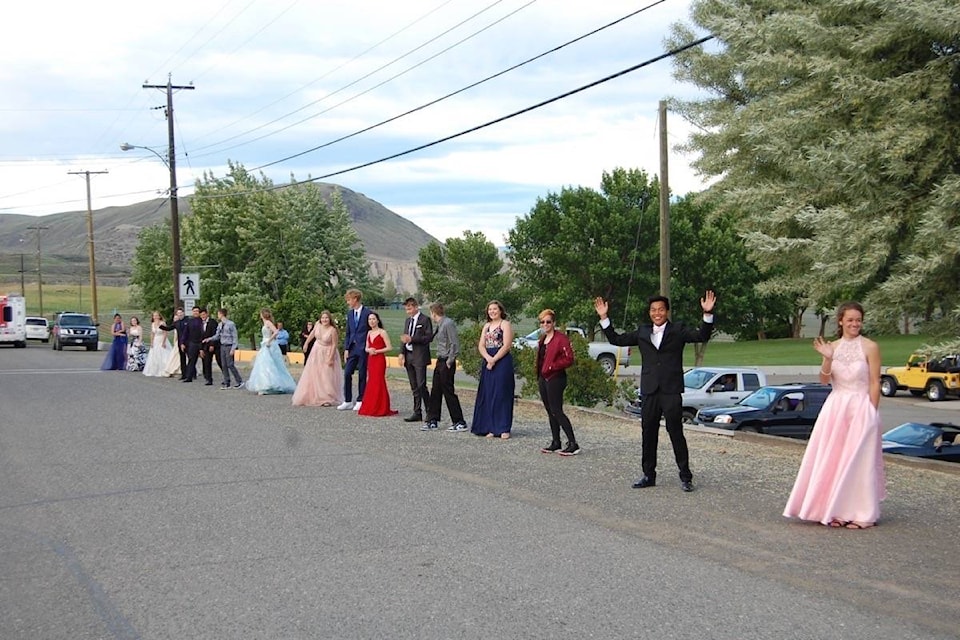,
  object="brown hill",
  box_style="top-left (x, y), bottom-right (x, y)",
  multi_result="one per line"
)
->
top-left (0, 184), bottom-right (435, 293)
